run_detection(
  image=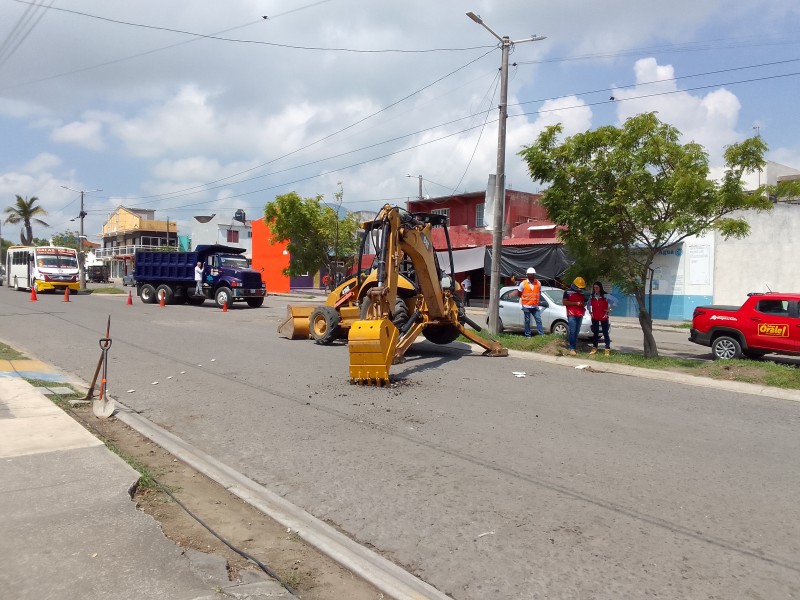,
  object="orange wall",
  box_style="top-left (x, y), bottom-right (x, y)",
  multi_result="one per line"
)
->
top-left (251, 219), bottom-right (290, 293)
